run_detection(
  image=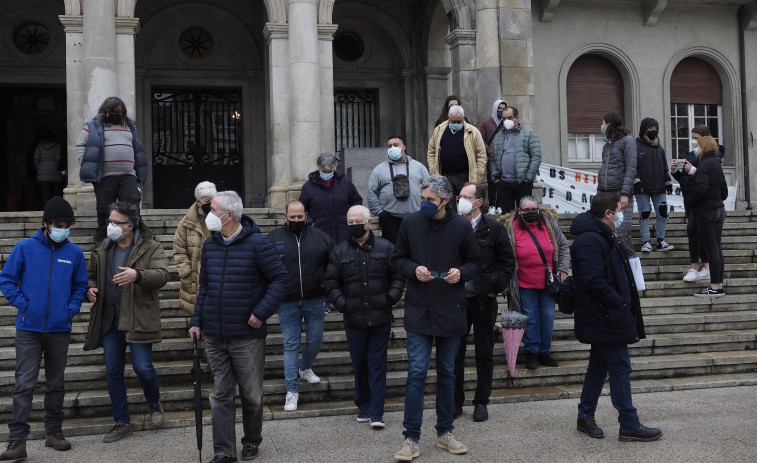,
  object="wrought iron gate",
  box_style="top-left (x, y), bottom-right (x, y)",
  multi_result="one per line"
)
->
top-left (334, 89), bottom-right (377, 153)
top-left (151, 89), bottom-right (243, 208)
